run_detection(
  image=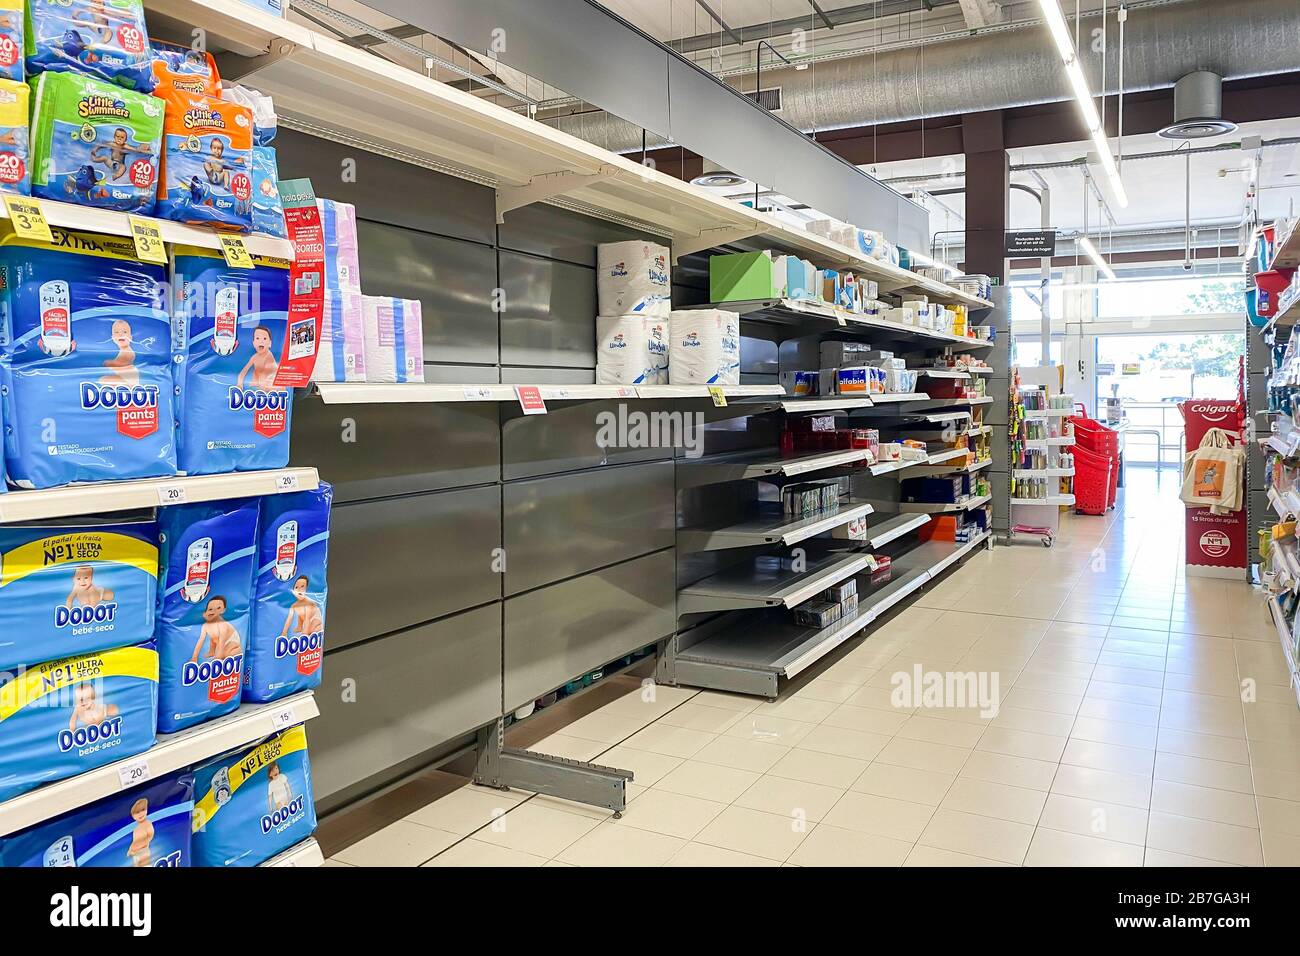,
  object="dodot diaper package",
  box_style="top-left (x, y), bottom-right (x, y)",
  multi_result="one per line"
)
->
top-left (311, 290), bottom-right (364, 383)
top-left (190, 724), bottom-right (316, 867)
top-left (0, 227), bottom-right (177, 489)
top-left (0, 520), bottom-right (158, 673)
top-left (597, 240), bottom-right (670, 317)
top-left (668, 309), bottom-right (740, 386)
top-left (155, 89), bottom-right (254, 231)
top-left (28, 70), bottom-right (162, 212)
top-left (317, 197), bottom-right (361, 292)
top-left (25, 0), bottom-right (154, 90)
top-left (595, 313), bottom-right (665, 386)
top-left (0, 771), bottom-right (193, 866)
top-left (360, 295), bottom-right (423, 384)
top-left (245, 483), bottom-right (332, 703)
top-left (171, 245), bottom-right (293, 476)
top-left (0, 77), bottom-right (30, 196)
top-left (250, 145), bottom-right (286, 238)
top-left (148, 39), bottom-right (218, 97)
top-left (0, 641), bottom-right (158, 803)
top-left (0, 0), bottom-right (22, 83)
top-left (156, 499), bottom-right (259, 733)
